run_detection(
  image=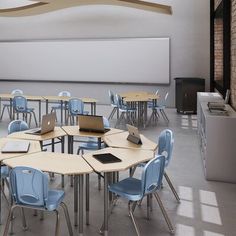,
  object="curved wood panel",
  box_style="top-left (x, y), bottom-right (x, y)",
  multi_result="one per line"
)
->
top-left (0, 0), bottom-right (172, 16)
